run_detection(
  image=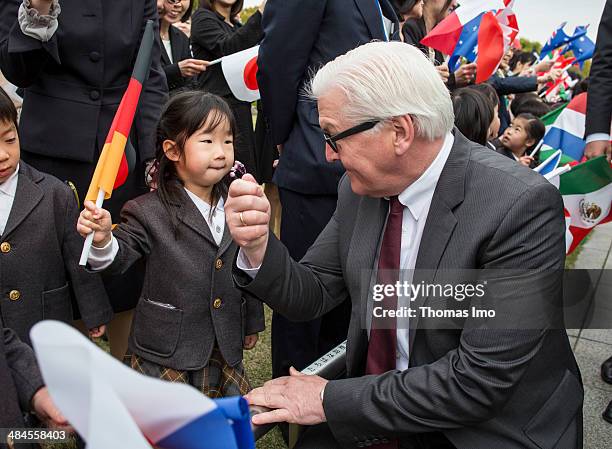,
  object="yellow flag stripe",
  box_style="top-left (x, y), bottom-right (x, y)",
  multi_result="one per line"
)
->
top-left (85, 132), bottom-right (129, 202)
